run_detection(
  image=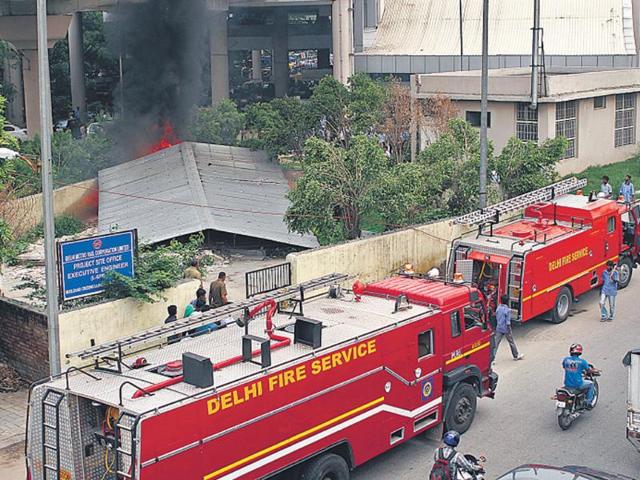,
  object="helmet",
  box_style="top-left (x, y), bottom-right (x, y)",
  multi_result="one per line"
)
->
top-left (443, 430), bottom-right (460, 447)
top-left (569, 343), bottom-right (583, 356)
